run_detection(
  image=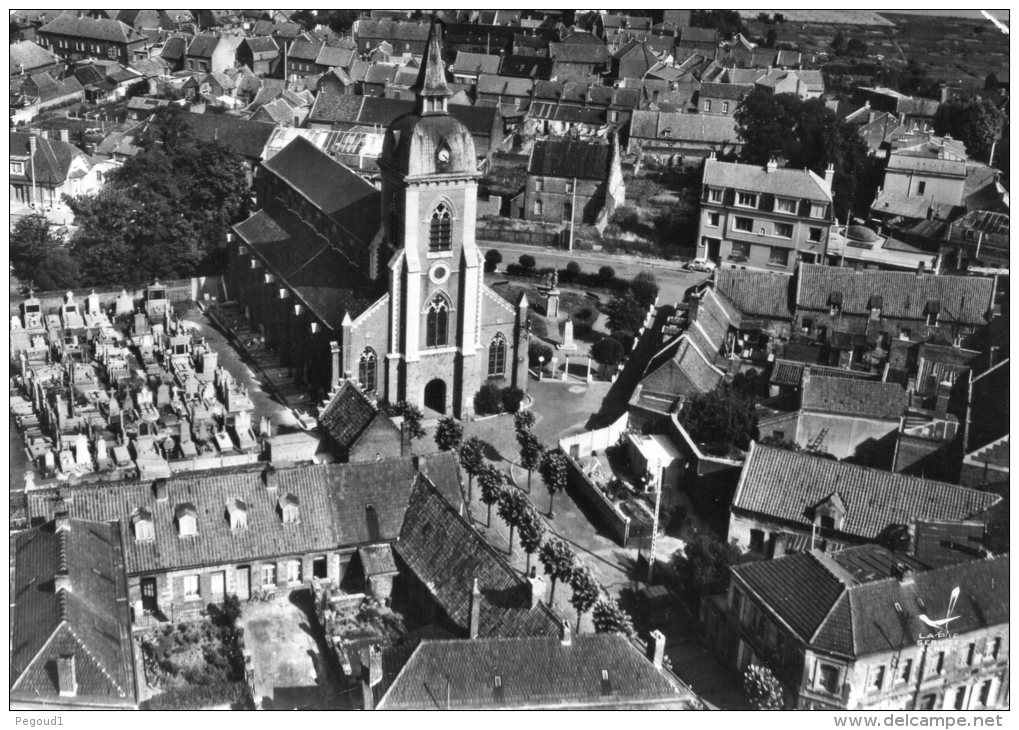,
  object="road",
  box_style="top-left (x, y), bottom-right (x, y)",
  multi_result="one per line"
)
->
top-left (481, 241), bottom-right (710, 305)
